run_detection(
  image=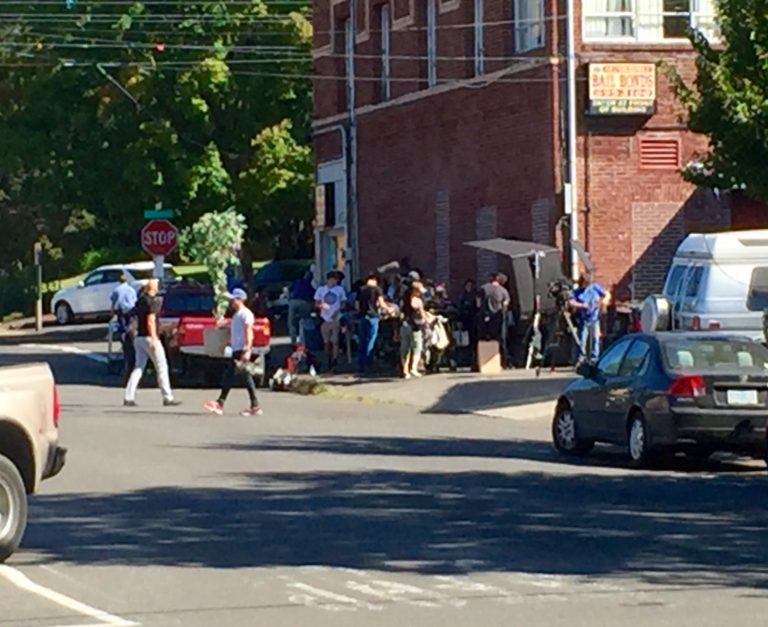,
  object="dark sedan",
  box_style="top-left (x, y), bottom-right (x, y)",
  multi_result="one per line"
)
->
top-left (553, 332), bottom-right (768, 467)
